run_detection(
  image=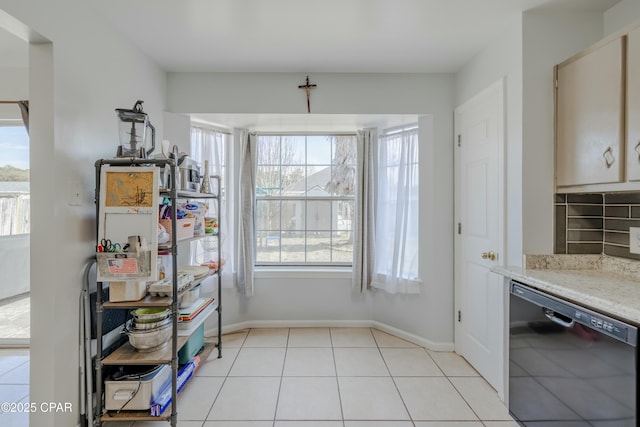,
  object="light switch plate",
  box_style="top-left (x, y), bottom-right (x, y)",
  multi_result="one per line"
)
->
top-left (68, 180), bottom-right (83, 206)
top-left (630, 227), bottom-right (640, 254)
